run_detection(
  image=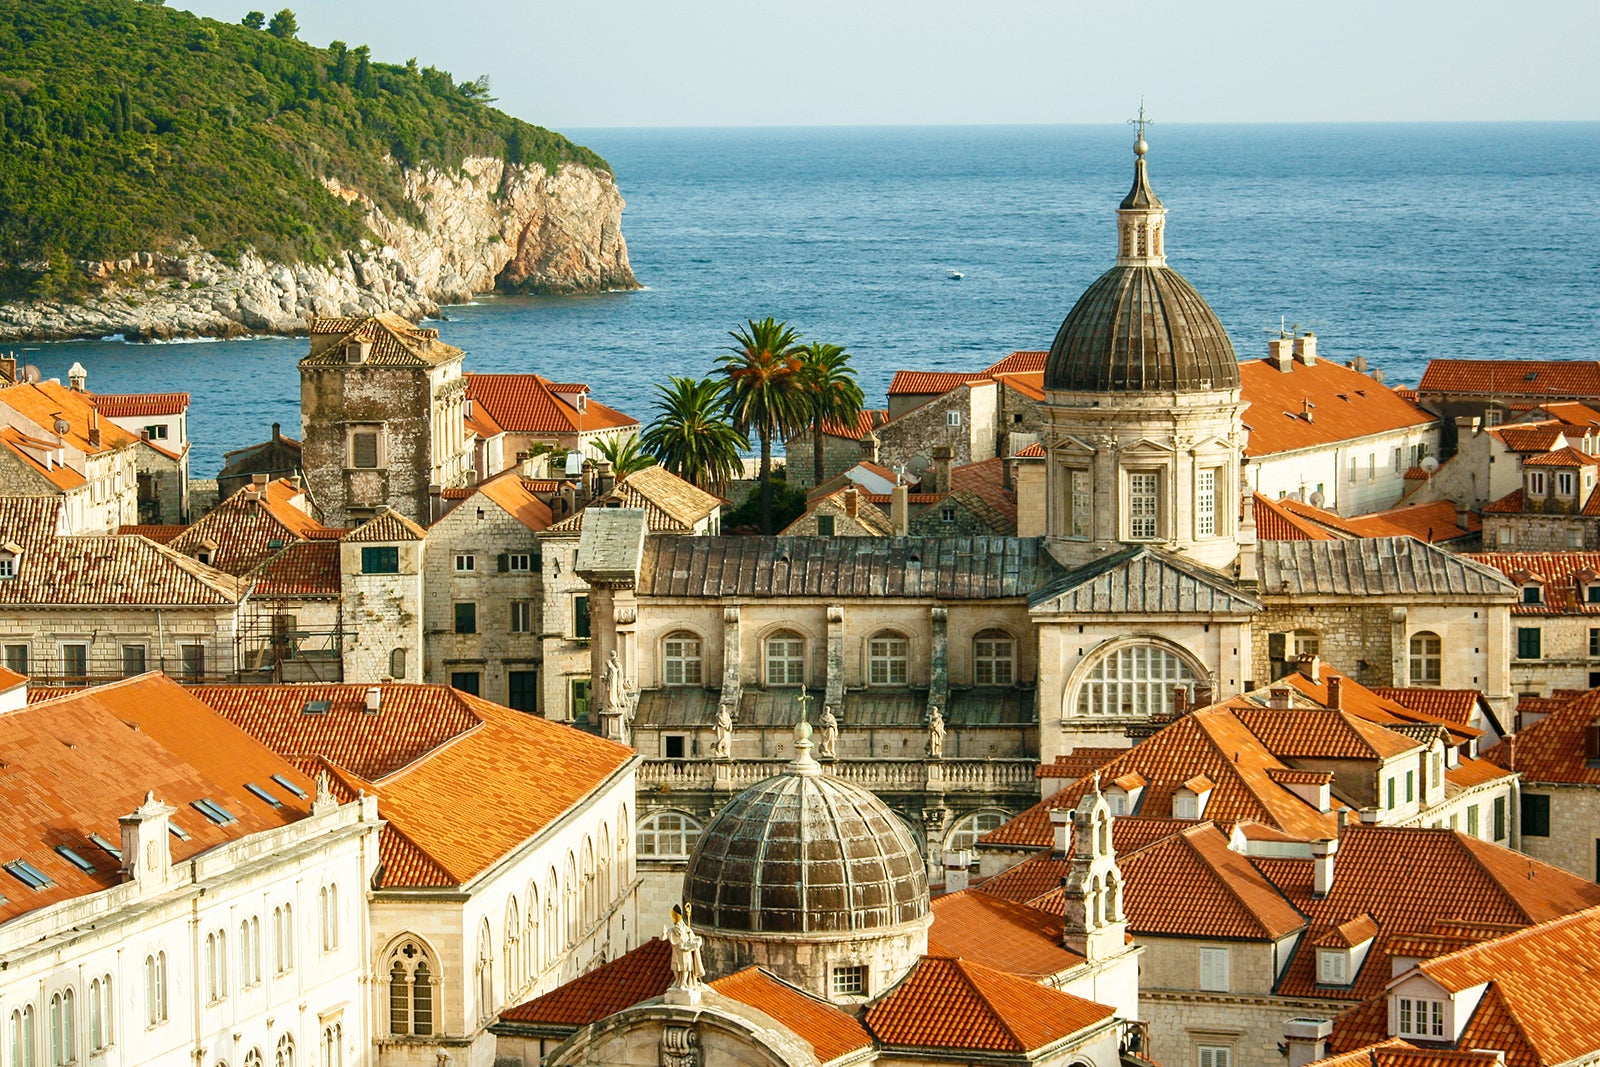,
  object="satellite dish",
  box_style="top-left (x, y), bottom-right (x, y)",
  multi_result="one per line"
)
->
top-left (564, 449), bottom-right (584, 477)
top-left (53, 418), bottom-right (70, 435)
top-left (1421, 456), bottom-right (1439, 473)
top-left (1309, 490), bottom-right (1326, 509)
top-left (20, 365), bottom-right (40, 383)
